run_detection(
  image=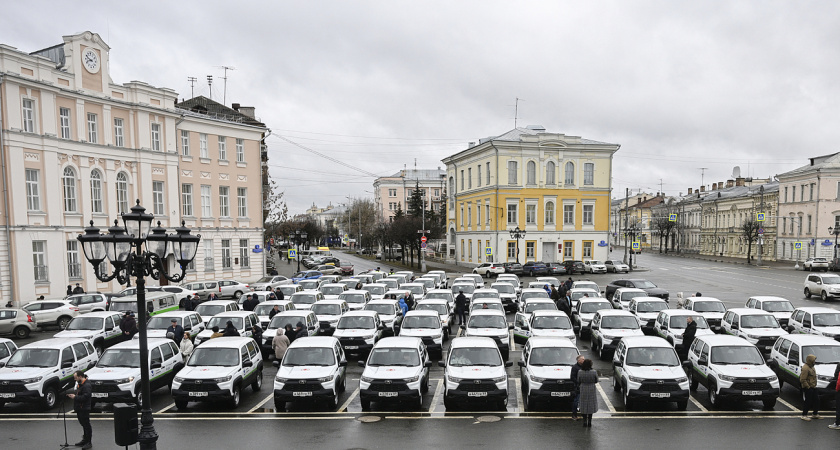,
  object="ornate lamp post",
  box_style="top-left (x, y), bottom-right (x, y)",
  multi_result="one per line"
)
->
top-left (293, 230), bottom-right (308, 272)
top-left (77, 201), bottom-right (200, 450)
top-left (509, 226), bottom-right (526, 264)
top-left (829, 226), bottom-right (840, 262)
